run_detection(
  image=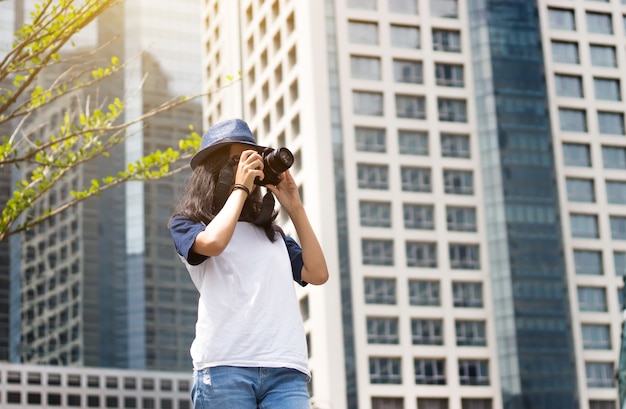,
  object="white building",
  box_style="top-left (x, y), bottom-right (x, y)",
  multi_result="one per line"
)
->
top-left (0, 362), bottom-right (192, 409)
top-left (200, 1), bottom-right (626, 409)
